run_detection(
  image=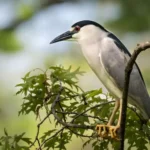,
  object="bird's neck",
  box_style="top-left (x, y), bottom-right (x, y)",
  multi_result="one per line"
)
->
top-left (78, 30), bottom-right (108, 50)
top-left (79, 28), bottom-right (108, 44)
